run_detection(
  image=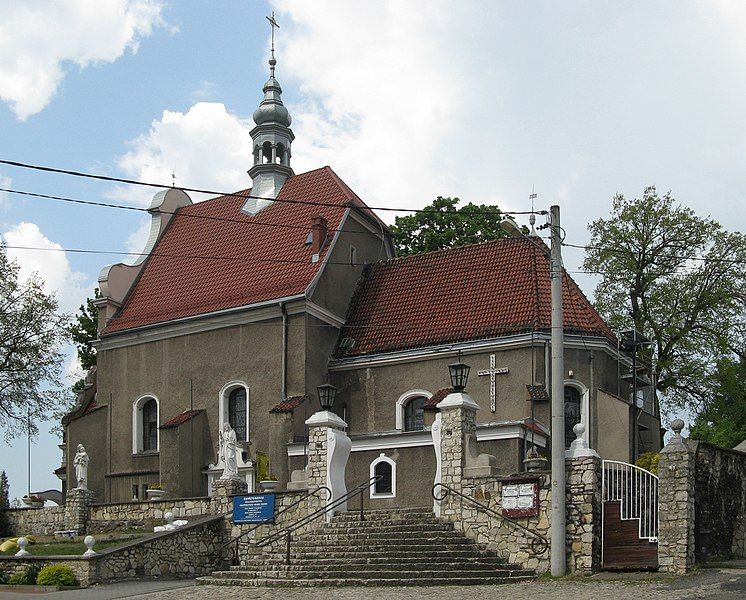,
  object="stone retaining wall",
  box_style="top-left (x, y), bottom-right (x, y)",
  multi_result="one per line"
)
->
top-left (450, 455), bottom-right (600, 575)
top-left (5, 506), bottom-right (65, 536)
top-left (0, 515), bottom-right (223, 586)
top-left (88, 497), bottom-right (211, 533)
